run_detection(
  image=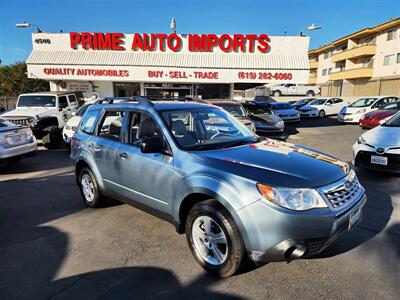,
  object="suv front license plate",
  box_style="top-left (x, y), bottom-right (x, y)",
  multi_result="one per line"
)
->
top-left (348, 208), bottom-right (362, 230)
top-left (371, 155), bottom-right (388, 165)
